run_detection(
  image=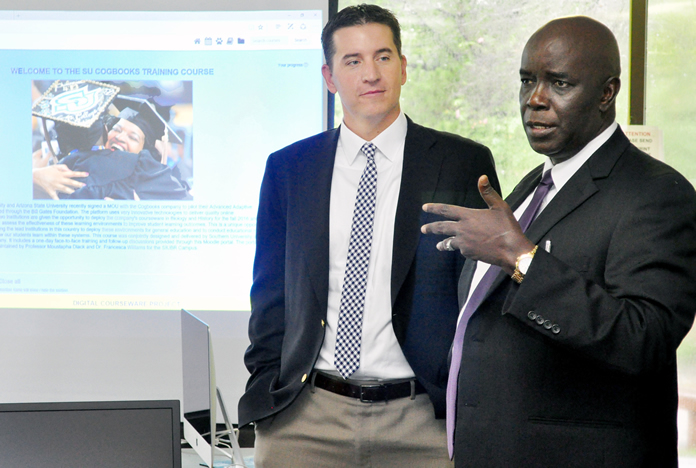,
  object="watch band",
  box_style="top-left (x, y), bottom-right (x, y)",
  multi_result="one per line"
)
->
top-left (511, 245), bottom-right (538, 284)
